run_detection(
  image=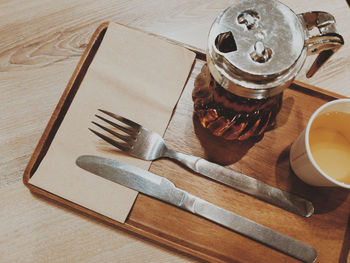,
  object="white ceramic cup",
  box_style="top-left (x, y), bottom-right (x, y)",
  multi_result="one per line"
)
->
top-left (289, 99), bottom-right (350, 188)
